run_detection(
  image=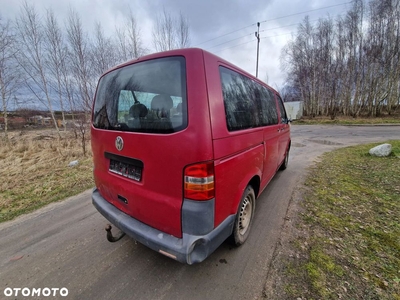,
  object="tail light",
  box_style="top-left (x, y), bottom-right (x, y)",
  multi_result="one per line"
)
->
top-left (184, 162), bottom-right (215, 200)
